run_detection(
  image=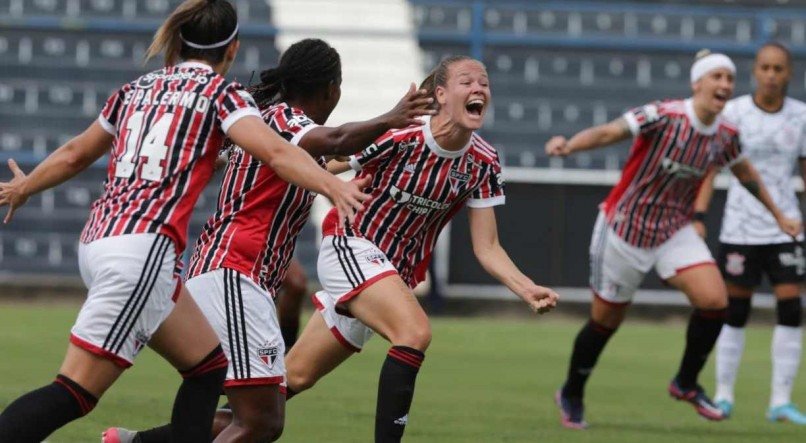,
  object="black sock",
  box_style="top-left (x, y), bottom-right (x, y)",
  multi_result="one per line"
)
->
top-left (286, 387), bottom-right (298, 401)
top-left (375, 346), bottom-right (425, 443)
top-left (562, 320), bottom-right (616, 399)
top-left (0, 374), bottom-right (97, 442)
top-left (676, 308), bottom-right (727, 389)
top-left (281, 325), bottom-right (299, 351)
top-left (170, 345), bottom-right (228, 443)
top-left (134, 424), bottom-right (171, 443)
